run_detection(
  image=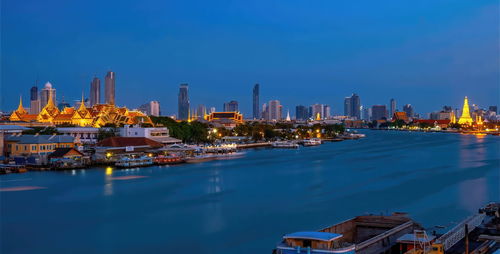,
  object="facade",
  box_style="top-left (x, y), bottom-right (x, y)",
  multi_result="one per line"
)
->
top-left (90, 77), bottom-right (100, 106)
top-left (95, 137), bottom-right (163, 160)
top-left (392, 112), bottom-right (409, 122)
top-left (104, 71), bottom-right (115, 105)
top-left (196, 104), bottom-right (206, 120)
top-left (178, 84), bottom-right (189, 120)
top-left (344, 97), bottom-right (351, 116)
top-left (205, 112), bottom-right (244, 128)
top-left (57, 127), bottom-right (101, 144)
top-left (323, 105), bottom-right (331, 120)
top-left (268, 100), bottom-right (282, 121)
top-left (30, 86), bottom-right (41, 114)
top-left (344, 93), bottom-right (360, 119)
top-left (4, 134), bottom-right (76, 157)
top-left (390, 98), bottom-right (396, 118)
top-left (371, 105), bottom-right (387, 120)
top-left (253, 84), bottom-right (260, 119)
top-left (40, 82), bottom-right (56, 108)
top-left (138, 101), bottom-right (160, 116)
top-left (311, 104), bottom-right (324, 120)
top-left (403, 104), bottom-right (414, 118)
top-left (223, 100), bottom-right (239, 112)
top-left (362, 107), bottom-right (372, 121)
top-left (295, 105), bottom-right (308, 120)
top-left (120, 125), bottom-right (180, 144)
